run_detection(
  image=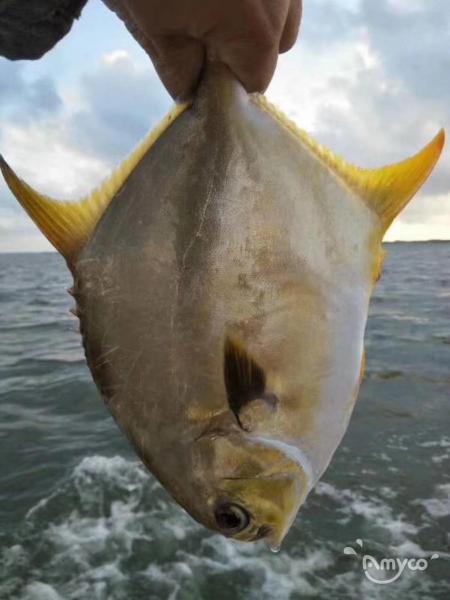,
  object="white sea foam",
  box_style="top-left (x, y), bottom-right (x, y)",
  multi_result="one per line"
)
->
top-left (415, 483), bottom-right (450, 518)
top-left (394, 541), bottom-right (435, 558)
top-left (431, 453), bottom-right (449, 464)
top-left (418, 437), bottom-right (450, 449)
top-left (419, 437), bottom-right (450, 466)
top-left (1, 455), bottom-right (448, 600)
top-left (177, 534), bottom-right (334, 599)
top-left (1, 455), bottom-right (339, 600)
top-left (377, 452), bottom-right (392, 463)
top-left (22, 583), bottom-right (63, 600)
top-left (314, 481), bottom-right (418, 543)
top-left (379, 486), bottom-right (398, 500)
